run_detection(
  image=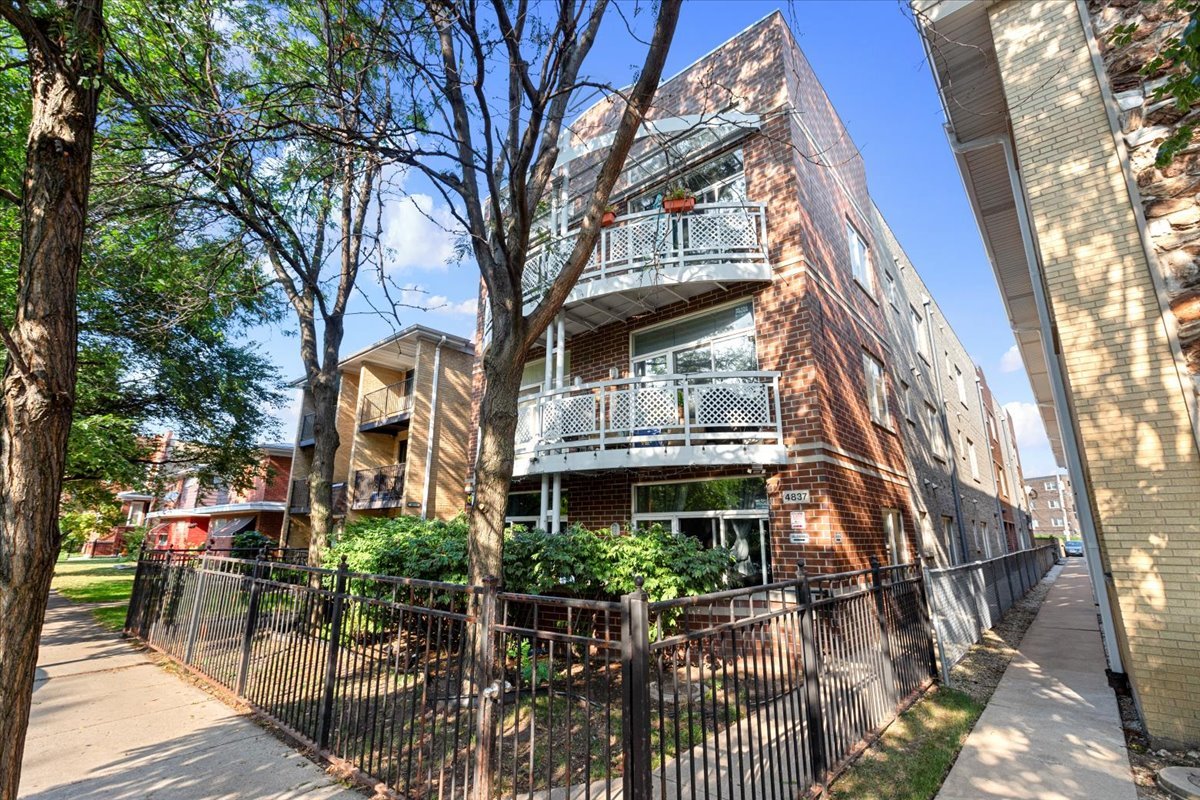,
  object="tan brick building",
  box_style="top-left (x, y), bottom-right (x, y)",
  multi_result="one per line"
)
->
top-left (283, 326), bottom-right (474, 546)
top-left (1023, 472), bottom-right (1080, 540)
top-left (917, 0), bottom-right (1200, 745)
top-left (469, 13), bottom-right (1030, 589)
